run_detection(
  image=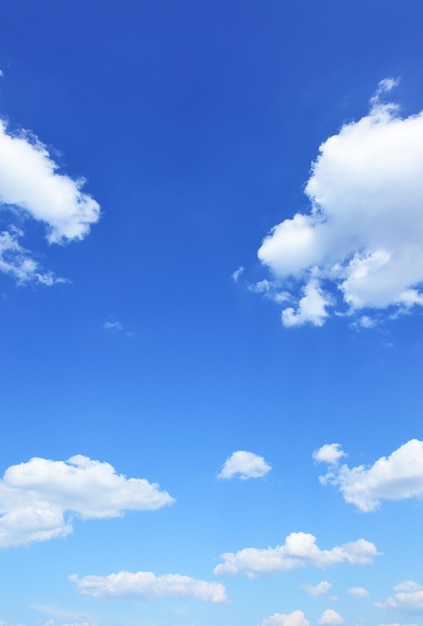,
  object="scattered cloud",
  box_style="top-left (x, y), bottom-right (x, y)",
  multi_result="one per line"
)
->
top-left (303, 581), bottom-right (332, 596)
top-left (217, 450), bottom-right (271, 480)
top-left (255, 79), bottom-right (423, 326)
top-left (318, 609), bottom-right (345, 625)
top-left (0, 455), bottom-right (174, 547)
top-left (348, 587), bottom-right (369, 598)
top-left (376, 581), bottom-right (423, 615)
top-left (316, 439), bottom-right (423, 512)
top-left (103, 320), bottom-right (124, 331)
top-left (313, 444), bottom-right (346, 466)
top-left (70, 570), bottom-right (227, 603)
top-left (258, 610), bottom-right (310, 626)
top-left (0, 116), bottom-right (100, 283)
top-left (213, 532), bottom-right (380, 578)
top-left (232, 266), bottom-right (244, 282)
